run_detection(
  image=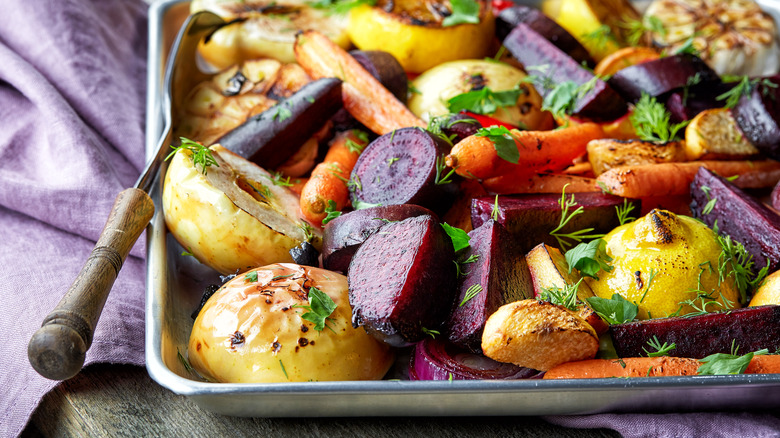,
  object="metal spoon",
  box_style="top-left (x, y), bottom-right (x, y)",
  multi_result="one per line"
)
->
top-left (27, 10), bottom-right (226, 381)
